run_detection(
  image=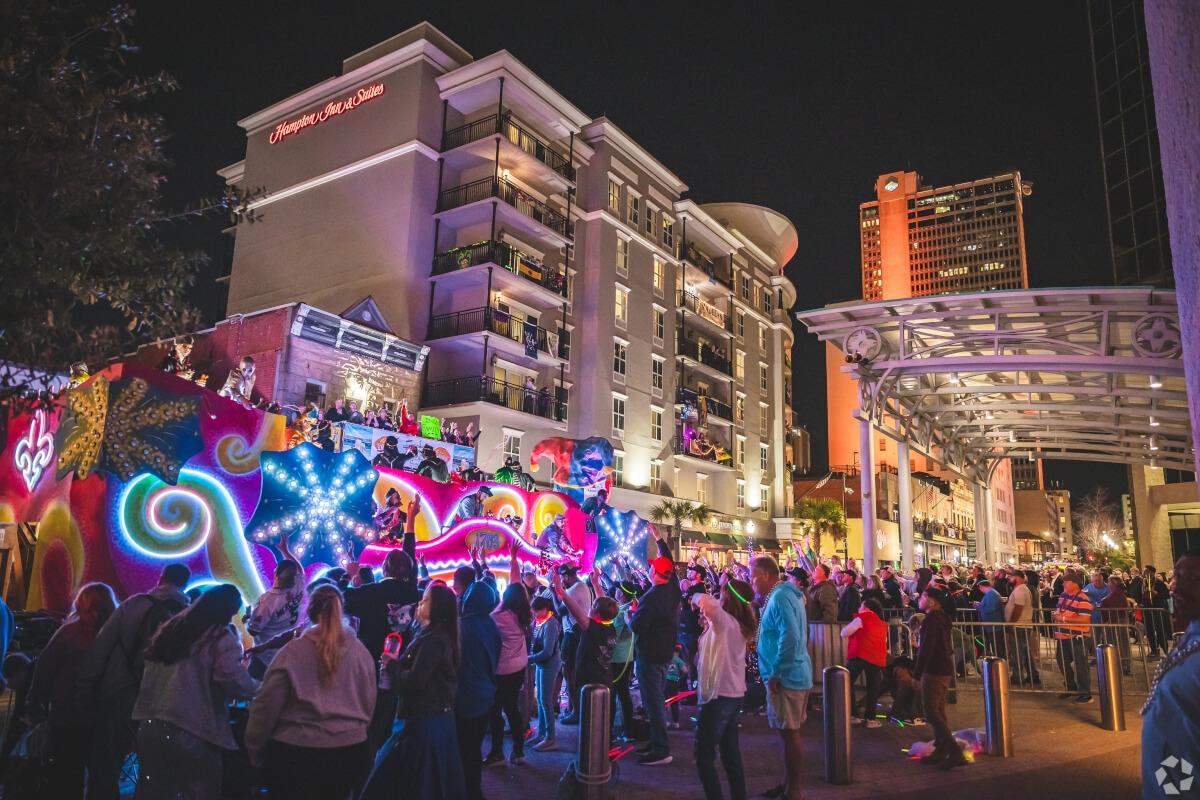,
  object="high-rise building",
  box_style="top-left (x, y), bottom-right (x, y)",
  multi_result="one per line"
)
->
top-left (218, 23), bottom-right (799, 545)
top-left (859, 171), bottom-right (1031, 301)
top-left (826, 169), bottom-right (1034, 564)
top-left (1086, 0), bottom-right (1175, 288)
top-left (1012, 460), bottom-right (1043, 491)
